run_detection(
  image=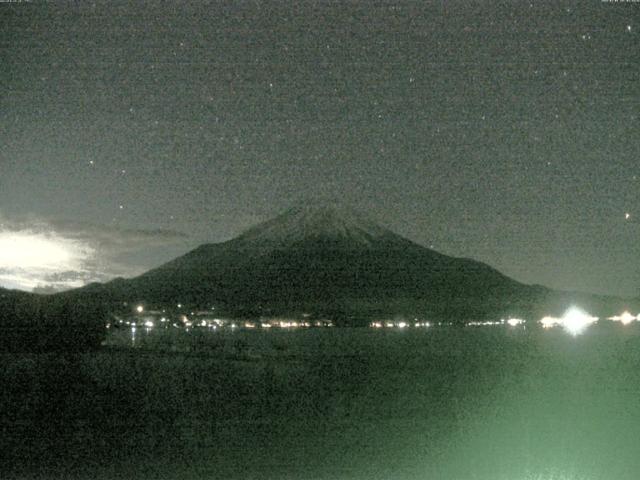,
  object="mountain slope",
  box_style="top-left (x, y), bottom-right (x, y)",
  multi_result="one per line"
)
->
top-left (64, 204), bottom-right (640, 322)
top-left (68, 204), bottom-right (543, 320)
